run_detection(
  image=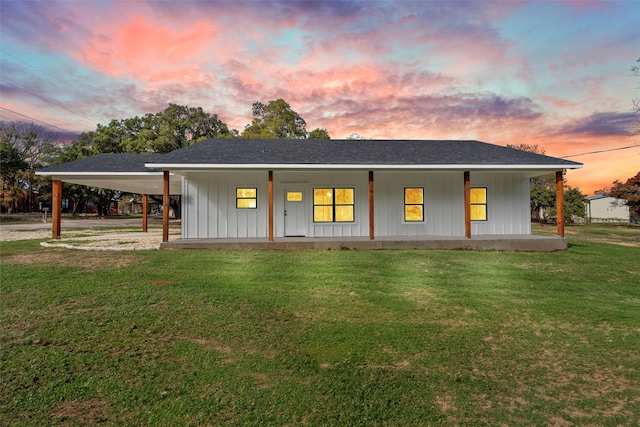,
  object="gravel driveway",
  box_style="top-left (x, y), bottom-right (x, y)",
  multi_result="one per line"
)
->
top-left (0, 218), bottom-right (179, 250)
